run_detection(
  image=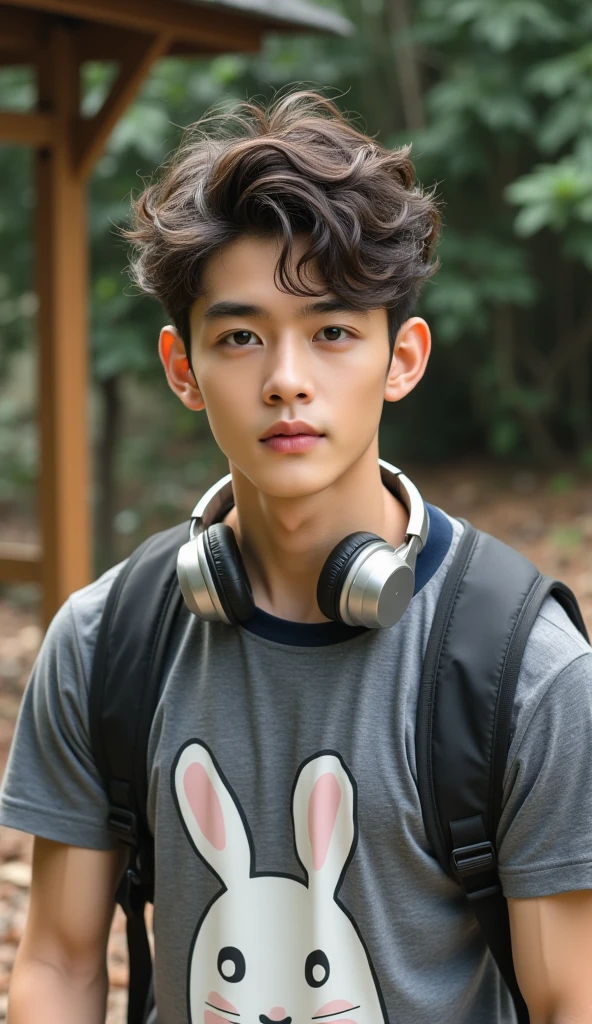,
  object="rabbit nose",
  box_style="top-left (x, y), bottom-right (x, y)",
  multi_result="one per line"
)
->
top-left (259, 1014), bottom-right (292, 1024)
